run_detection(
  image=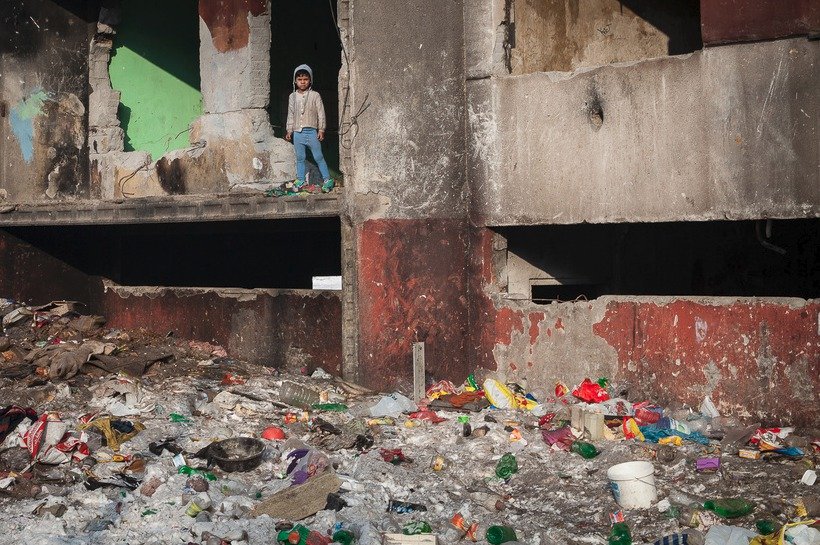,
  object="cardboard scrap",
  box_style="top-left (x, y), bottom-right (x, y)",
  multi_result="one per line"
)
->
top-left (250, 471), bottom-right (340, 521)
